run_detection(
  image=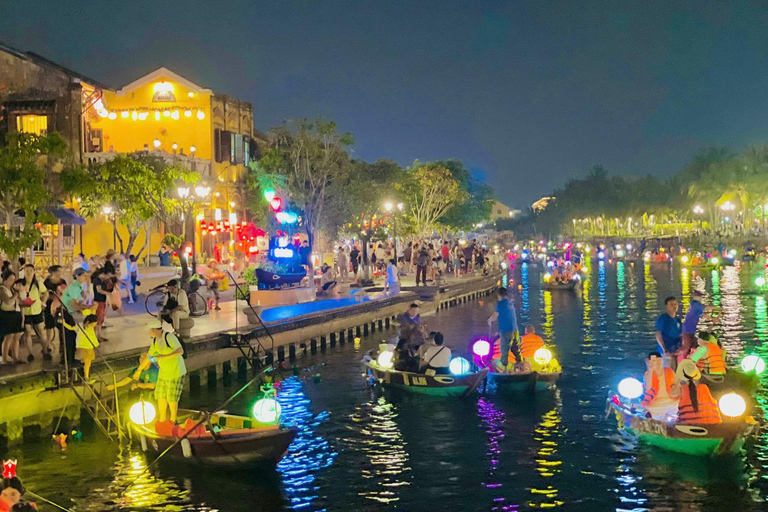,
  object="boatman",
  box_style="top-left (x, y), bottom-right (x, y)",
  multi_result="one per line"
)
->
top-left (655, 296), bottom-right (682, 369)
top-left (145, 319), bottom-right (187, 424)
top-left (487, 287), bottom-right (520, 369)
top-left (397, 303), bottom-right (427, 350)
top-left (681, 289), bottom-right (708, 357)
